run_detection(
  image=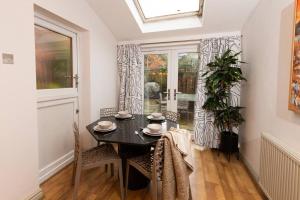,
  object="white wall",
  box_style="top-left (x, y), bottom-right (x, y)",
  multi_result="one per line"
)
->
top-left (0, 1), bottom-right (40, 199)
top-left (0, 0), bottom-right (118, 199)
top-left (241, 0), bottom-right (300, 178)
